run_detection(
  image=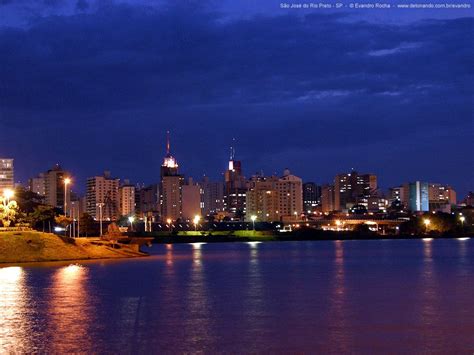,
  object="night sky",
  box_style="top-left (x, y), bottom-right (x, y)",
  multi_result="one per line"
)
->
top-left (0, 0), bottom-right (473, 196)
